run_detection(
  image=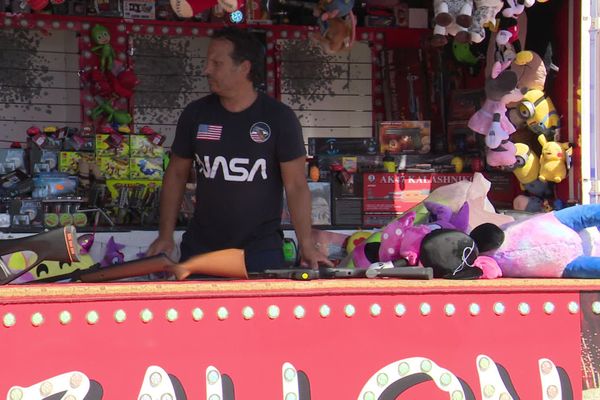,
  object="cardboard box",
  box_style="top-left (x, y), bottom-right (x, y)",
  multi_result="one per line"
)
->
top-left (447, 120), bottom-right (480, 153)
top-left (97, 156), bottom-right (130, 179)
top-left (362, 172), bottom-right (474, 213)
top-left (308, 137), bottom-right (378, 156)
top-left (282, 182), bottom-right (331, 226)
top-left (59, 152), bottom-right (95, 175)
top-left (123, 0), bottom-right (155, 19)
top-left (130, 135), bottom-right (165, 157)
top-left (95, 134), bottom-right (130, 157)
top-left (0, 148), bottom-right (26, 173)
top-left (130, 157), bottom-right (164, 180)
top-left (379, 121), bottom-right (431, 154)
